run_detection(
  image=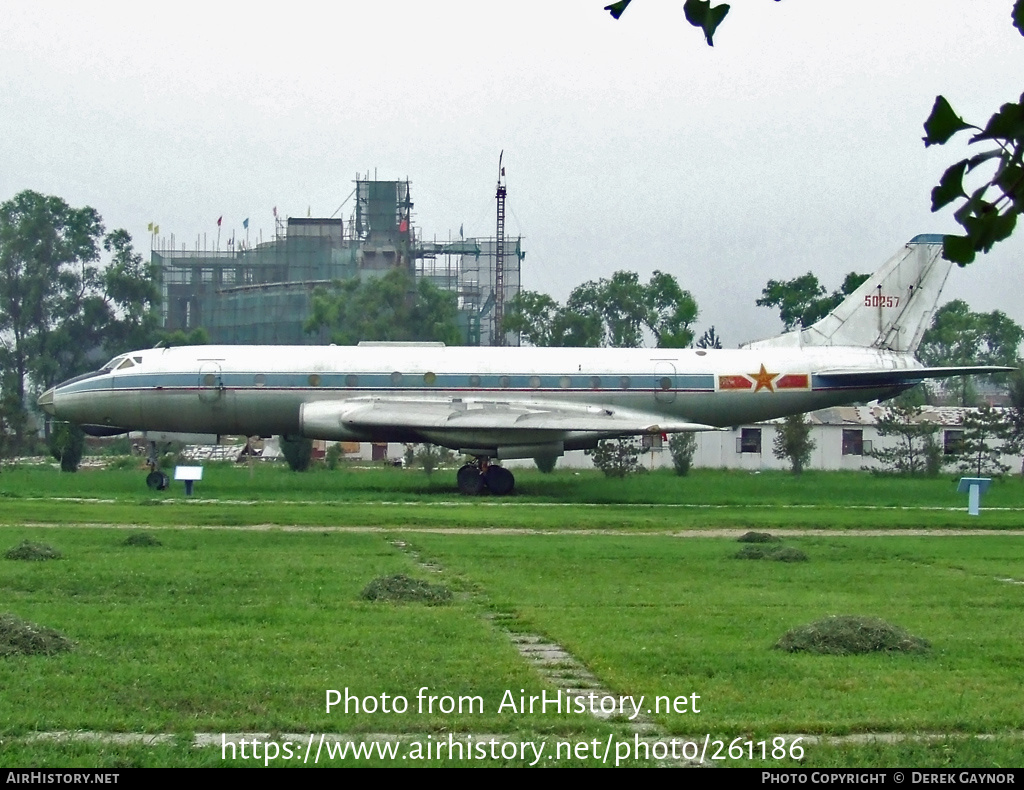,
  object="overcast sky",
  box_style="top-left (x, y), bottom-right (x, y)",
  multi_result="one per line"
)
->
top-left (3, 0), bottom-right (1022, 346)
